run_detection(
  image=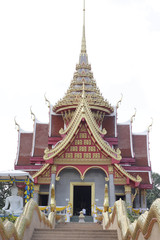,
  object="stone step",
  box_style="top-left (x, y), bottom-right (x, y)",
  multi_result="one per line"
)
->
top-left (32, 228), bottom-right (118, 240)
top-left (55, 222), bottom-right (102, 229)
